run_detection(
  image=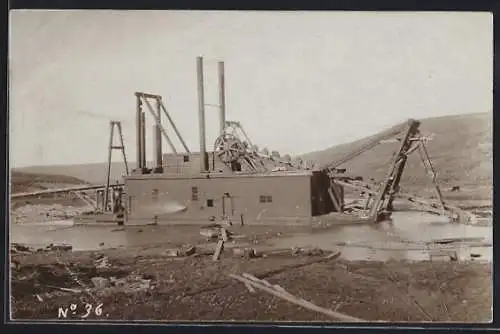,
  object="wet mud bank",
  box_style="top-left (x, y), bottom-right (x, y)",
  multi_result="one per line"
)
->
top-left (11, 247), bottom-right (492, 322)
